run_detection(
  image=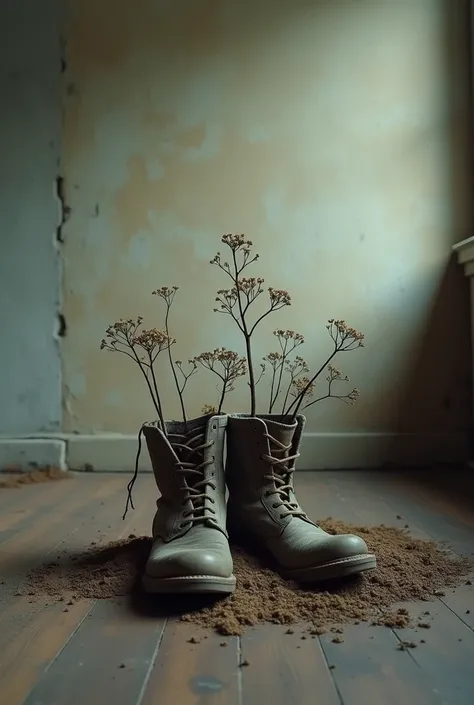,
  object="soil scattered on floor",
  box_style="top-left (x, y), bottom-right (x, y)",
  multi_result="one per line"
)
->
top-left (0, 467), bottom-right (73, 488)
top-left (20, 520), bottom-right (472, 635)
